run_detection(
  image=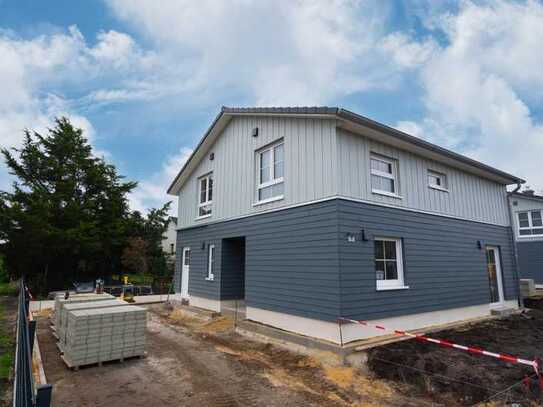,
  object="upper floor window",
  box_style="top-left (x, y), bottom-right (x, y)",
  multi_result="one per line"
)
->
top-left (518, 210), bottom-right (543, 236)
top-left (374, 237), bottom-right (406, 290)
top-left (198, 173), bottom-right (213, 218)
top-left (371, 154), bottom-right (398, 196)
top-left (170, 243), bottom-right (175, 255)
top-left (257, 141), bottom-right (284, 203)
top-left (428, 170), bottom-right (448, 191)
